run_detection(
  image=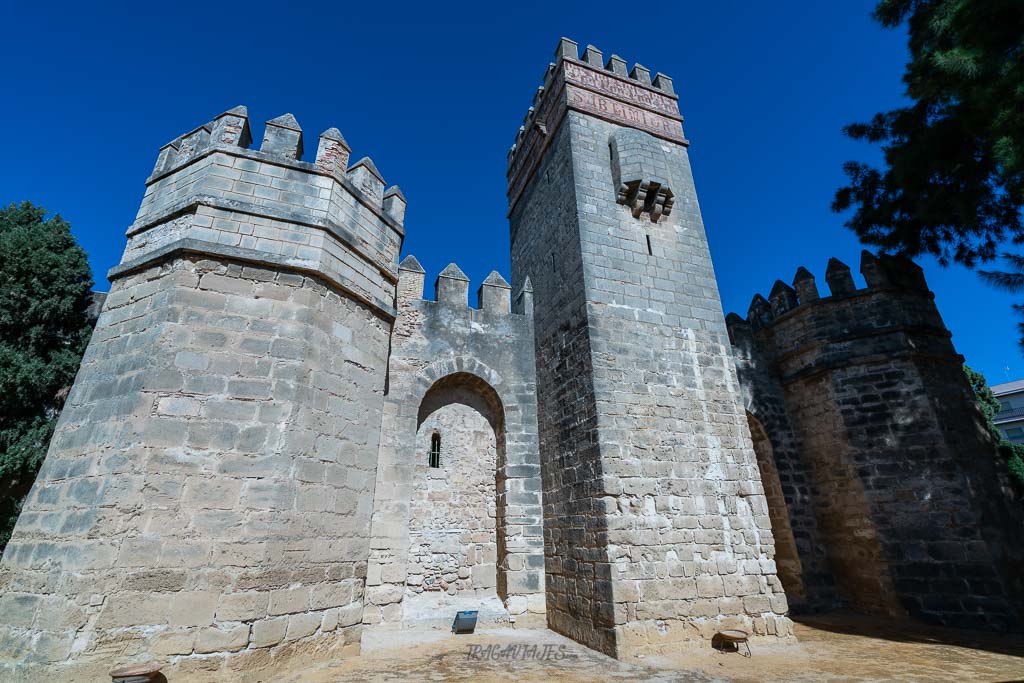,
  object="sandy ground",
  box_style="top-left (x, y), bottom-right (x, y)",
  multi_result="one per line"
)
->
top-left (285, 611), bottom-right (1024, 683)
top-left (659, 612), bottom-right (1024, 683)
